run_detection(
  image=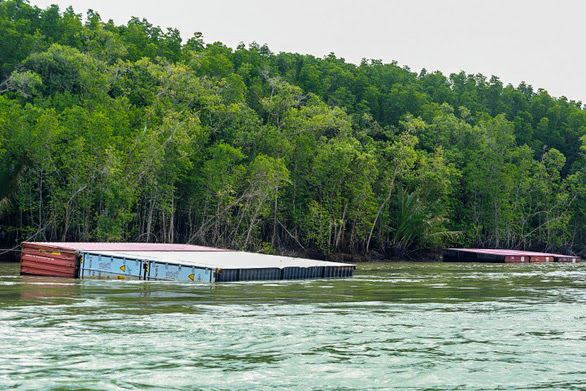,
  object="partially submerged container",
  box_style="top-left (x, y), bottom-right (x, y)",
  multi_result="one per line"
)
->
top-left (20, 242), bottom-right (226, 278)
top-left (443, 248), bottom-right (580, 263)
top-left (504, 255), bottom-right (529, 263)
top-left (529, 255), bottom-right (553, 263)
top-left (20, 242), bottom-right (356, 282)
top-left (79, 250), bottom-right (355, 282)
top-left (556, 255), bottom-right (581, 263)
top-left (20, 242), bottom-right (80, 278)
